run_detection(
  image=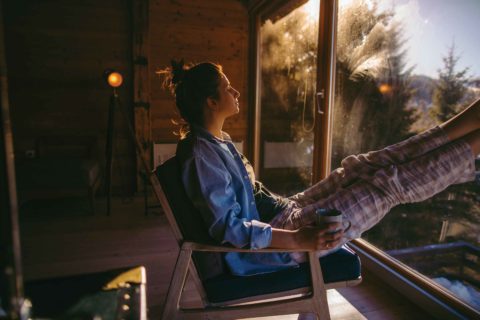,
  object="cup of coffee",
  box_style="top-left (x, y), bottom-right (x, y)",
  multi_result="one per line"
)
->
top-left (315, 208), bottom-right (351, 233)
